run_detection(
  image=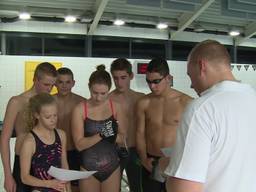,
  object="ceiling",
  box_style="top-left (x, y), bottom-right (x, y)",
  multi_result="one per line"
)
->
top-left (0, 0), bottom-right (256, 45)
